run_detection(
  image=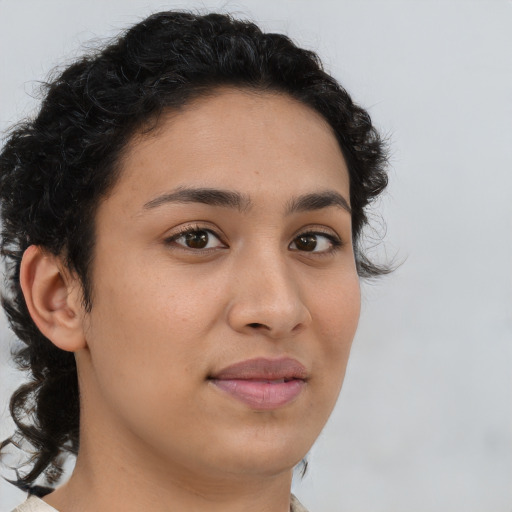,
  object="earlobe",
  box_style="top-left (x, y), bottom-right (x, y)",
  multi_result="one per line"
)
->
top-left (20, 245), bottom-right (87, 352)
